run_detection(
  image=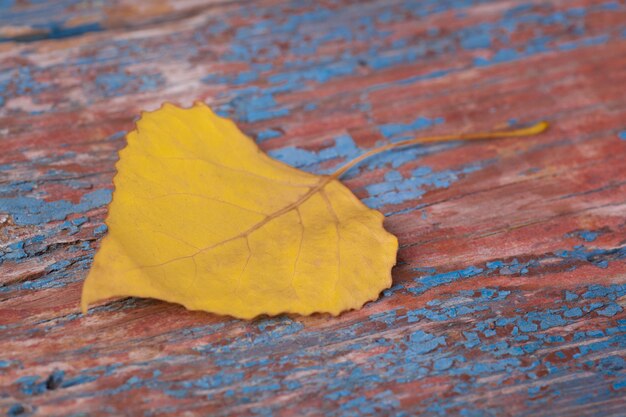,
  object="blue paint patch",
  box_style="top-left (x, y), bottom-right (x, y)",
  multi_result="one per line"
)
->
top-left (538, 313), bottom-right (567, 330)
top-left (379, 116), bottom-right (444, 140)
top-left (95, 70), bottom-right (163, 97)
top-left (558, 34), bottom-right (610, 51)
top-left (363, 161), bottom-right (489, 209)
top-left (61, 374), bottom-right (101, 388)
top-left (462, 331), bottom-right (480, 348)
top-left (433, 357), bottom-right (454, 371)
top-left (268, 61), bottom-right (358, 85)
top-left (107, 131), bottom-right (126, 141)
top-left (94, 224), bottom-right (108, 235)
top-left (16, 375), bottom-right (47, 395)
top-left (369, 310), bottom-right (397, 326)
top-left (231, 94), bottom-right (289, 123)
top-left (0, 22), bottom-right (103, 43)
top-left (597, 303), bottom-right (623, 317)
top-left (486, 258), bottom-right (537, 275)
top-left (7, 404), bottom-right (26, 417)
top-left (181, 371), bottom-right (245, 390)
top-left (410, 265), bottom-right (484, 295)
top-left (0, 66), bottom-right (50, 106)
top-left (567, 230), bottom-right (599, 242)
top-left (564, 307), bottom-right (583, 318)
top-left (555, 245), bottom-right (626, 269)
top-left (269, 134), bottom-right (361, 171)
top-left (459, 25), bottom-right (492, 50)
top-left (256, 128), bottom-right (283, 142)
top-left (0, 188), bottom-right (111, 225)
top-left (583, 284), bottom-right (626, 300)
